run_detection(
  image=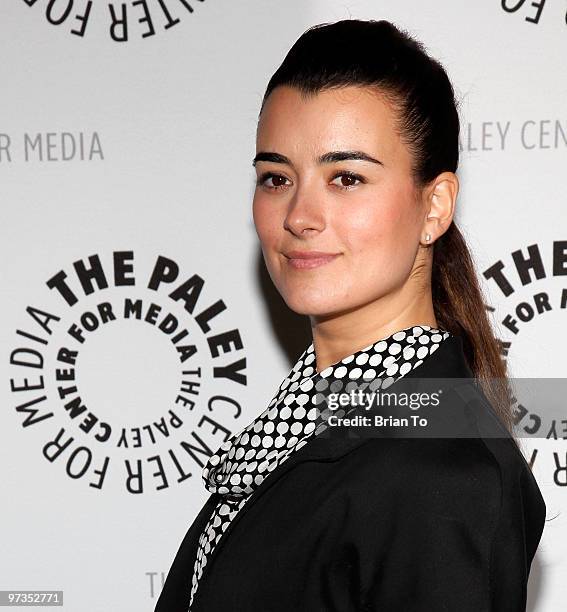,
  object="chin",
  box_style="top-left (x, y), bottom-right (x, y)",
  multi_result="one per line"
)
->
top-left (282, 291), bottom-right (348, 317)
